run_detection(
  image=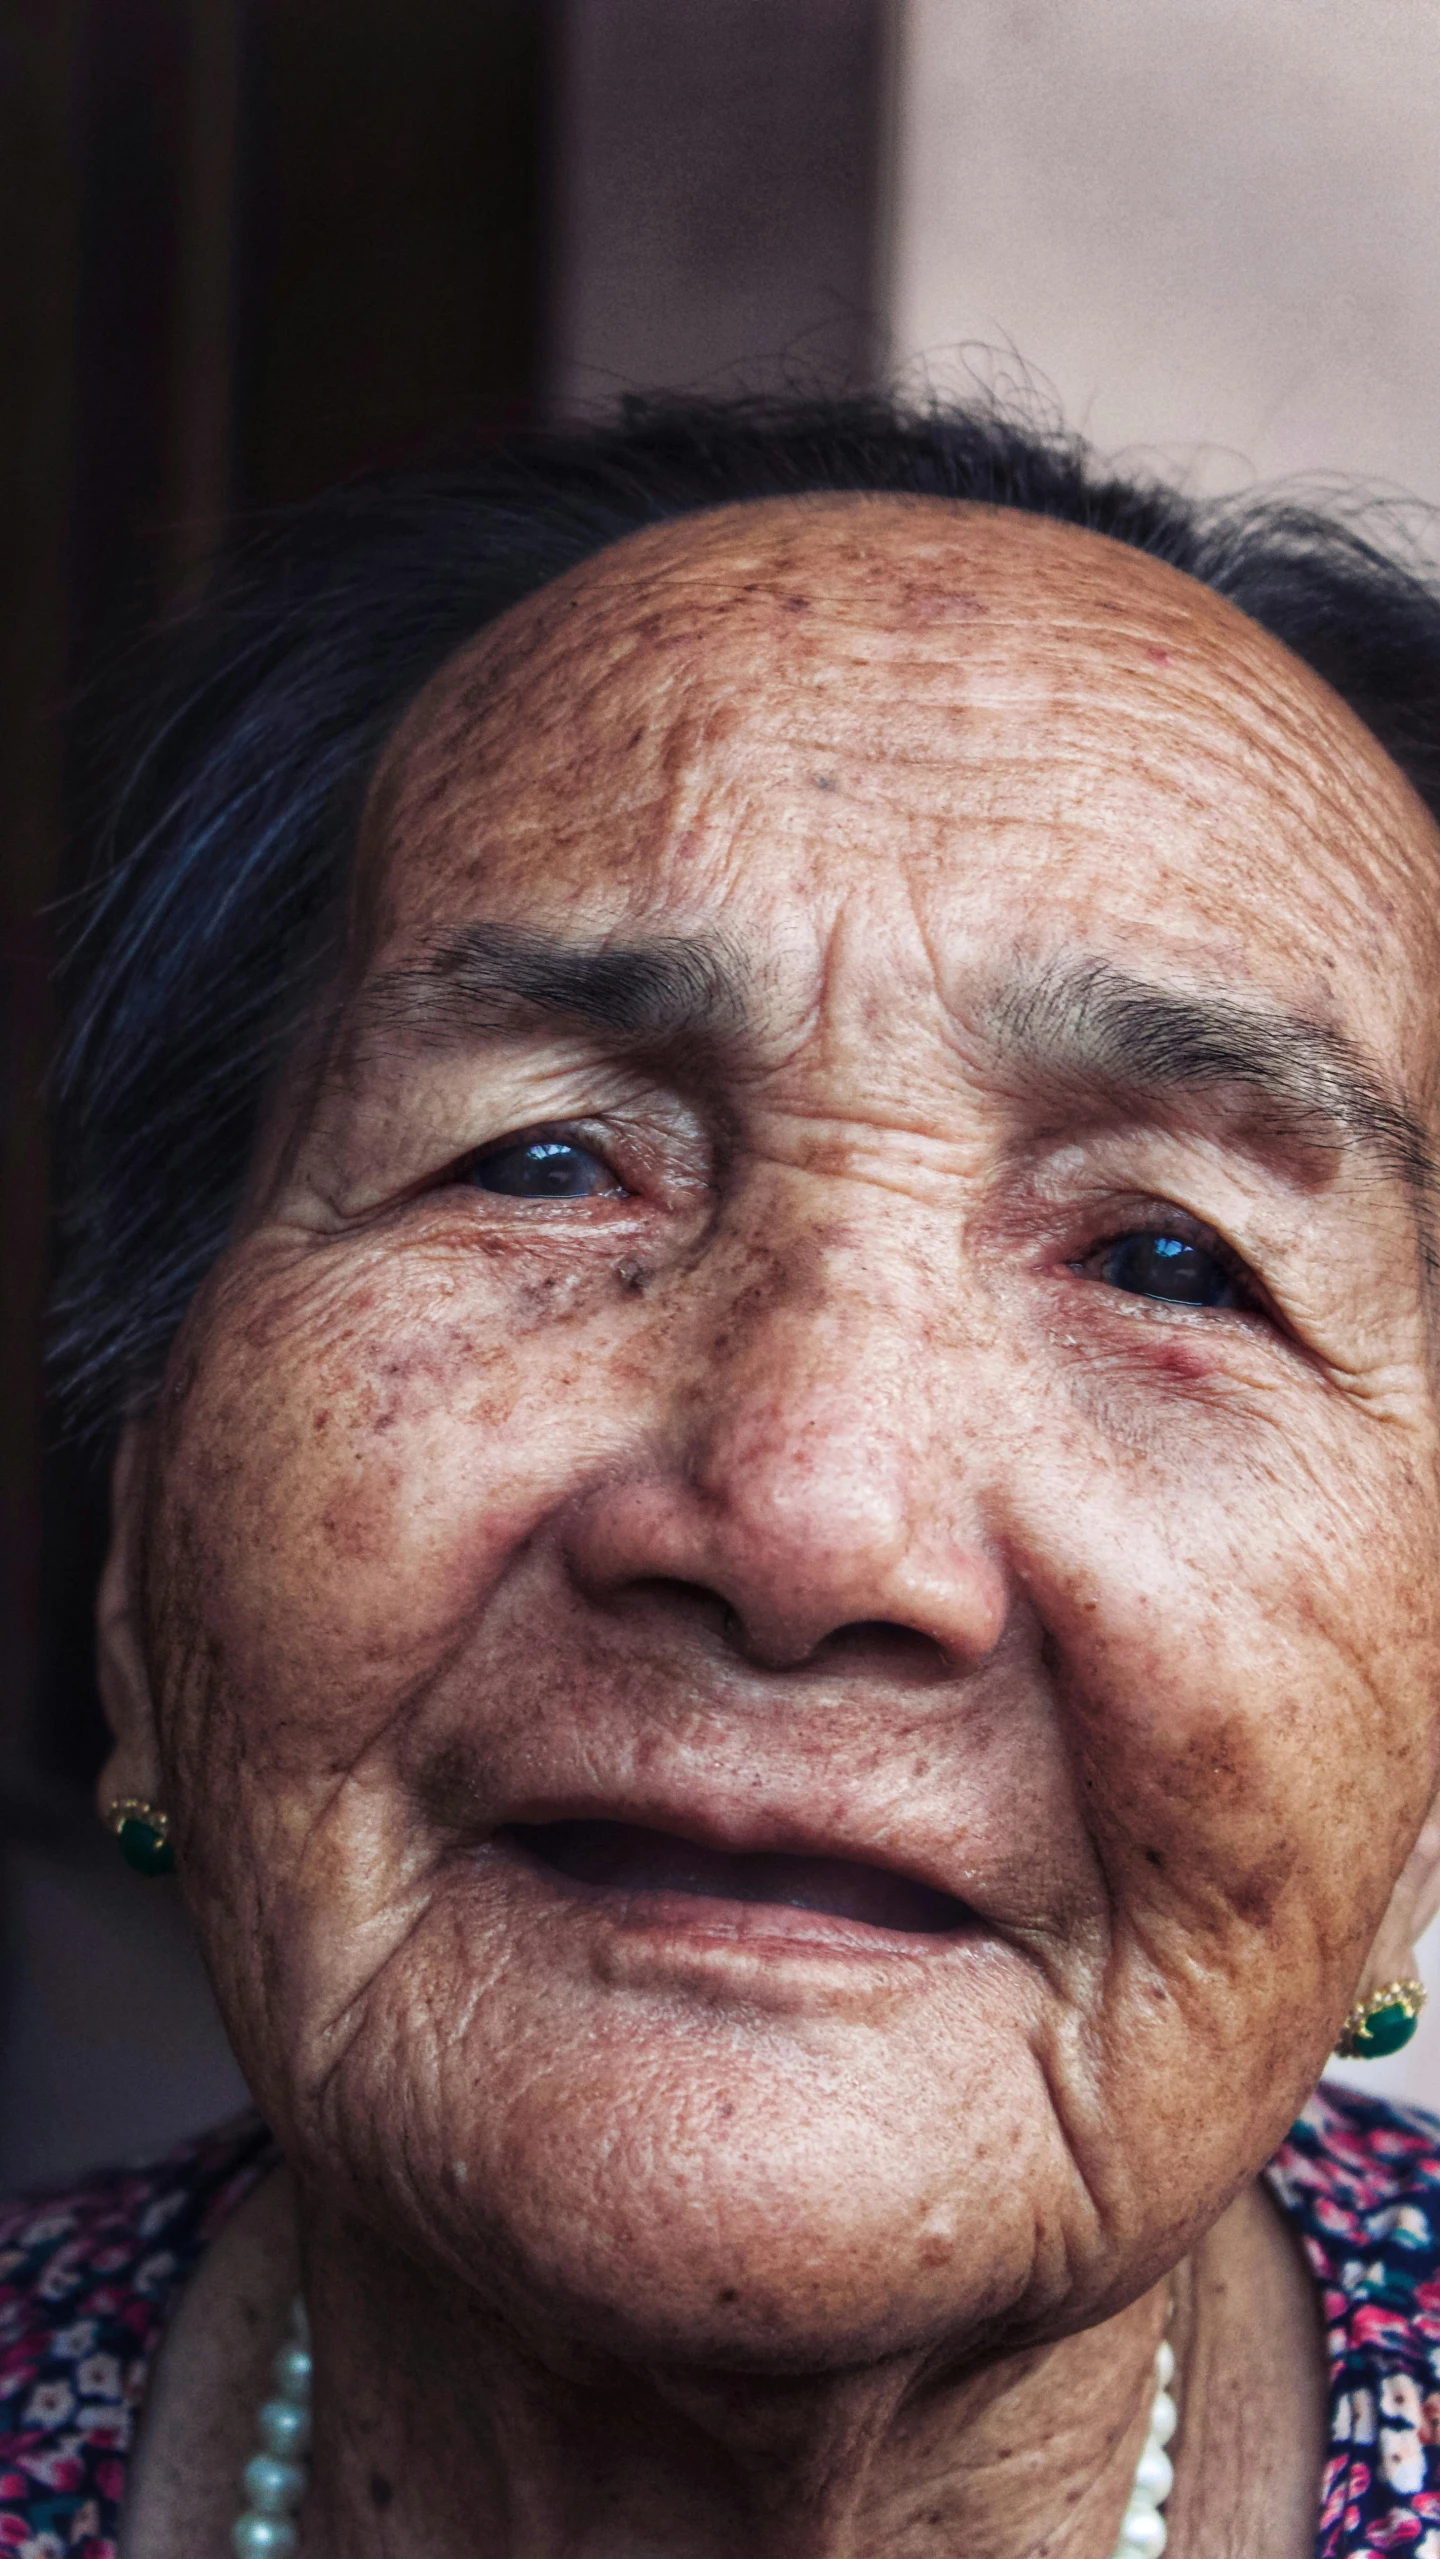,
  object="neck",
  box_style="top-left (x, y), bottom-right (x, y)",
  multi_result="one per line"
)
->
top-left (298, 2215), bottom-right (1169, 2559)
top-left (122, 2171), bottom-right (1323, 2559)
